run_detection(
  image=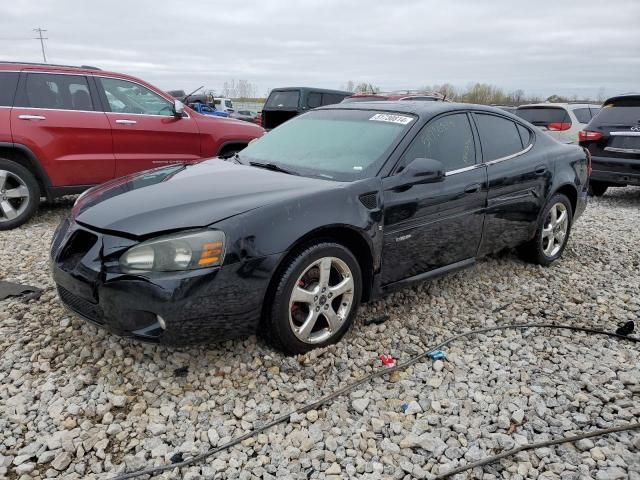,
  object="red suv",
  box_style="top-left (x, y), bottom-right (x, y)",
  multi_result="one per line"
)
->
top-left (0, 62), bottom-right (264, 229)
